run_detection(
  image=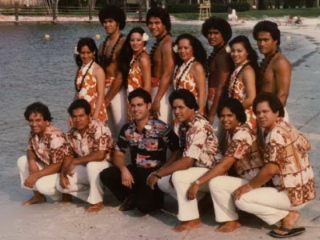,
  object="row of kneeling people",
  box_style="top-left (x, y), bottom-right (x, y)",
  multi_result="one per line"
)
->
top-left (18, 88), bottom-right (315, 238)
